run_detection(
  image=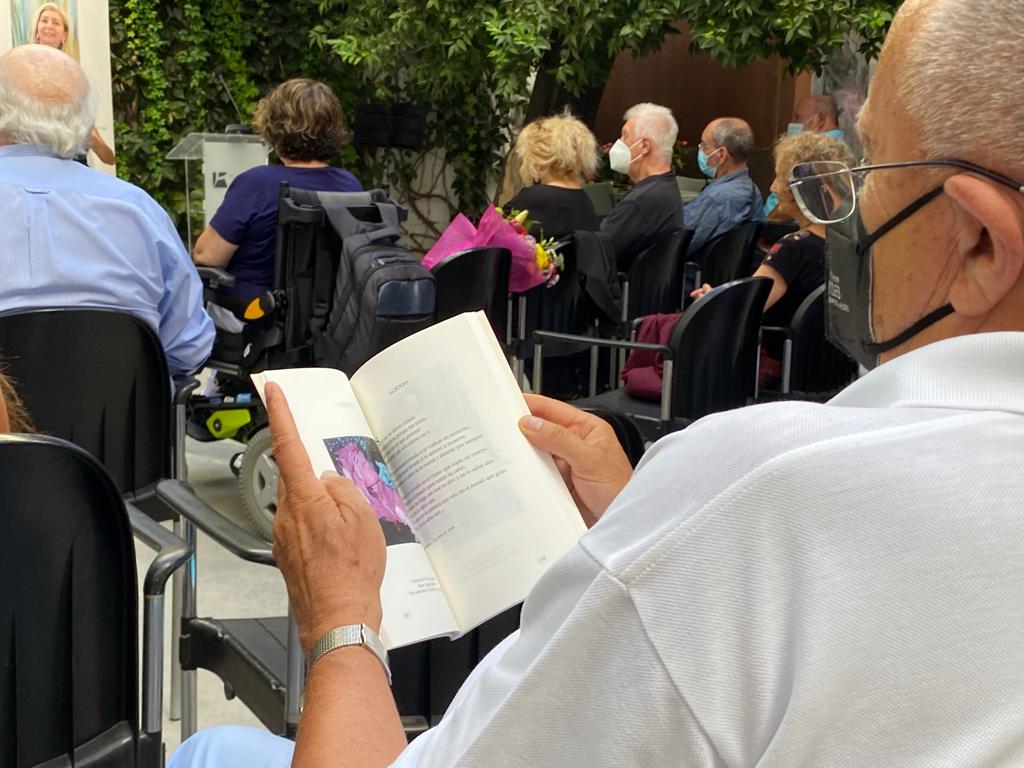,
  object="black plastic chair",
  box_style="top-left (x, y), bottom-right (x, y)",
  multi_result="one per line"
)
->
top-left (621, 229), bottom-right (692, 323)
top-left (760, 284), bottom-right (858, 396)
top-left (689, 221), bottom-right (763, 291)
top-left (0, 434), bottom-right (190, 767)
top-left (0, 308), bottom-right (203, 738)
top-left (536, 277), bottom-right (773, 437)
top-left (430, 247), bottom-right (512, 339)
top-left (0, 307), bottom-right (183, 516)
